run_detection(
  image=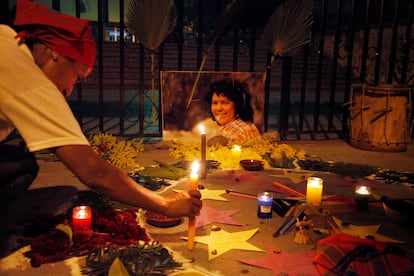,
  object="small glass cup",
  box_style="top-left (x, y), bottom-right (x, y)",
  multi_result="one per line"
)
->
top-left (355, 185), bottom-right (371, 211)
top-left (257, 192), bottom-right (273, 219)
top-left (72, 205), bottom-right (92, 233)
top-left (306, 177), bottom-right (324, 205)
